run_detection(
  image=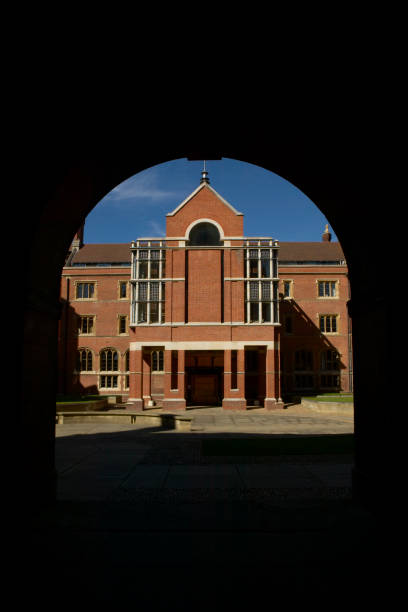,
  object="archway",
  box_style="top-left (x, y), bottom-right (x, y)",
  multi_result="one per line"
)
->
top-left (18, 128), bottom-right (390, 514)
